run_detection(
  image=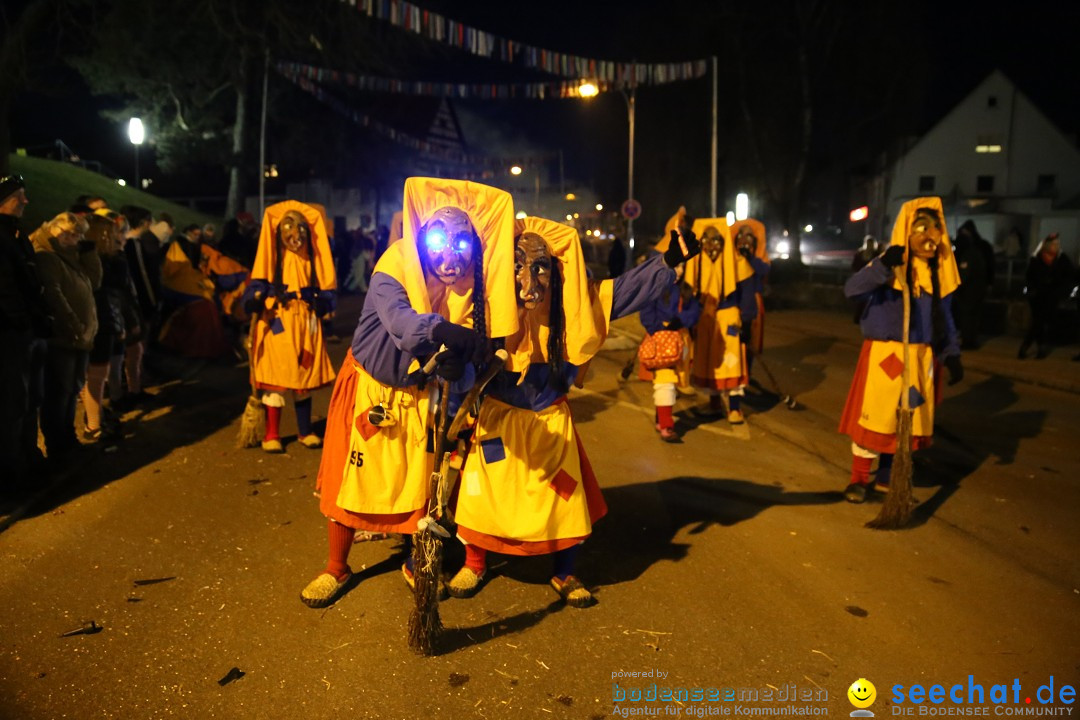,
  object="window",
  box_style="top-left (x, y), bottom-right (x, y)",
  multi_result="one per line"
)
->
top-left (1037, 174), bottom-right (1056, 195)
top-left (987, 96), bottom-right (998, 108)
top-left (919, 175), bottom-right (936, 192)
top-left (975, 134), bottom-right (1003, 153)
top-left (976, 175), bottom-right (995, 193)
